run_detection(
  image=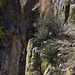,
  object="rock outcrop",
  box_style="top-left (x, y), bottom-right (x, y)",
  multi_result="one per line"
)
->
top-left (25, 25), bottom-right (75, 75)
top-left (25, 39), bottom-right (41, 75)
